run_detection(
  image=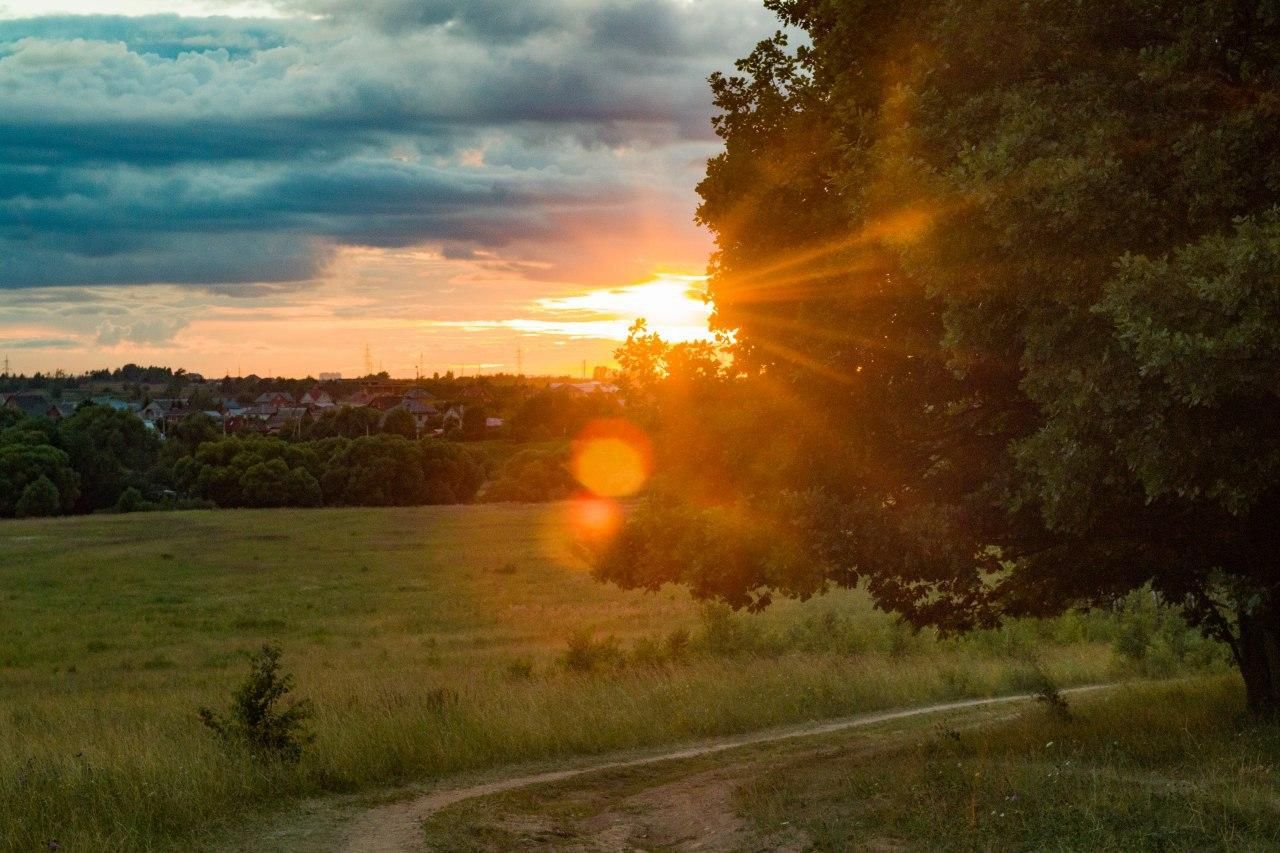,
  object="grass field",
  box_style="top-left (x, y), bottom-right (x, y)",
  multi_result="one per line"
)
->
top-left (0, 504), bottom-right (1229, 850)
top-left (419, 678), bottom-right (1278, 851)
